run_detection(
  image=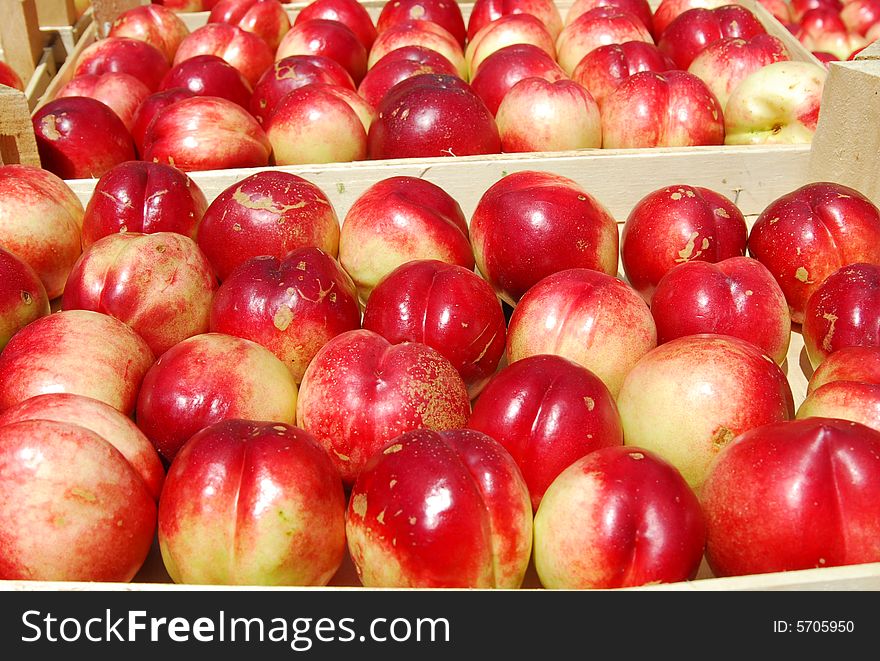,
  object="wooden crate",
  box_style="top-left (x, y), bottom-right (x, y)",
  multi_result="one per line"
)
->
top-left (44, 56), bottom-right (880, 587)
top-left (4, 3), bottom-right (878, 592)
